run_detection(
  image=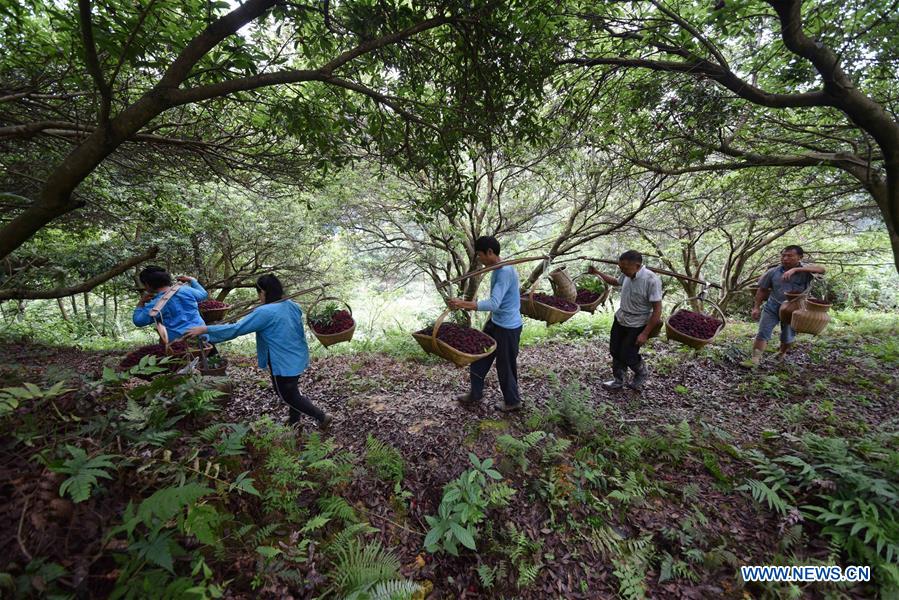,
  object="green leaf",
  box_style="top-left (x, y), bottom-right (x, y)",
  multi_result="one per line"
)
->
top-left (137, 483), bottom-right (213, 525)
top-left (449, 521), bottom-right (477, 550)
top-left (256, 545), bottom-right (282, 558)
